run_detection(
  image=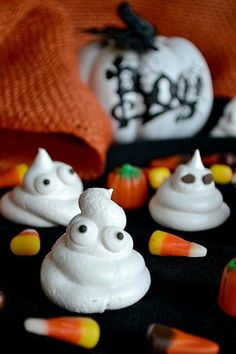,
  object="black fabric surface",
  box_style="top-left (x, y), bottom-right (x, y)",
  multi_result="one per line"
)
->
top-left (1, 99), bottom-right (236, 354)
